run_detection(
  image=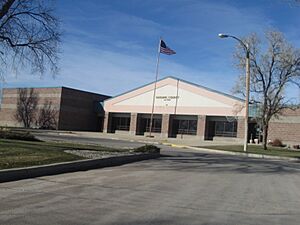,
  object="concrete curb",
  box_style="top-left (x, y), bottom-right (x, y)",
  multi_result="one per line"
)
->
top-left (169, 144), bottom-right (300, 162)
top-left (0, 153), bottom-right (160, 183)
